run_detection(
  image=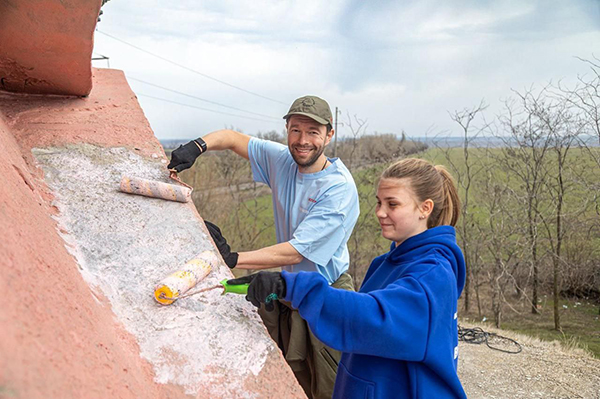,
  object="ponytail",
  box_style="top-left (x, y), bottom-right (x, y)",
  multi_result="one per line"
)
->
top-left (381, 158), bottom-right (460, 227)
top-left (433, 165), bottom-right (460, 227)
